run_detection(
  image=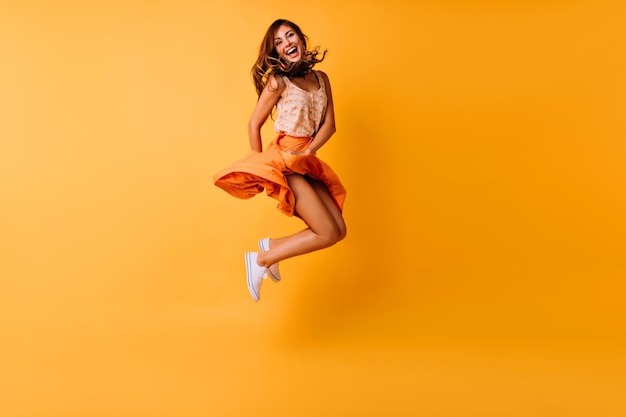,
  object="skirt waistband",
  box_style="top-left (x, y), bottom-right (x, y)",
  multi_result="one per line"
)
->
top-left (270, 133), bottom-right (313, 152)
